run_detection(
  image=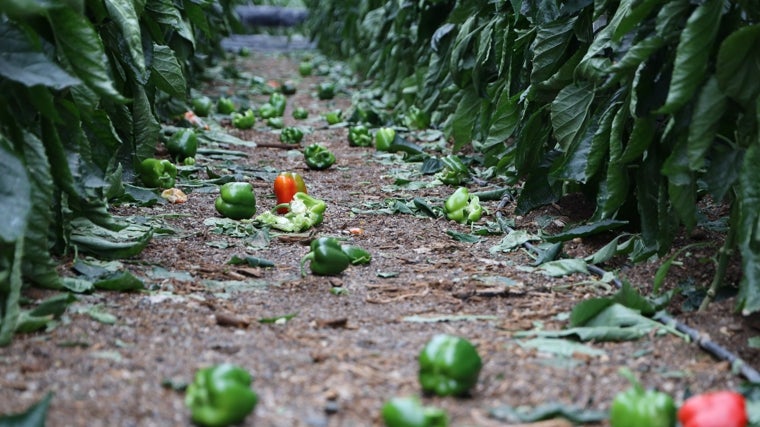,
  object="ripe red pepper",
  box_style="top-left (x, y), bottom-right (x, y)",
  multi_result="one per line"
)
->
top-left (677, 391), bottom-right (747, 427)
top-left (273, 172), bottom-right (307, 213)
